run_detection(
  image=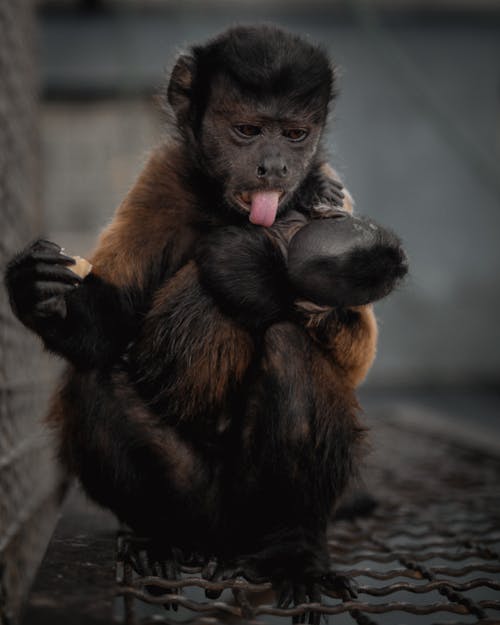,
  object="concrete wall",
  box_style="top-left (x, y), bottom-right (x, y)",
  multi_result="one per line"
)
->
top-left (0, 2), bottom-right (63, 623)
